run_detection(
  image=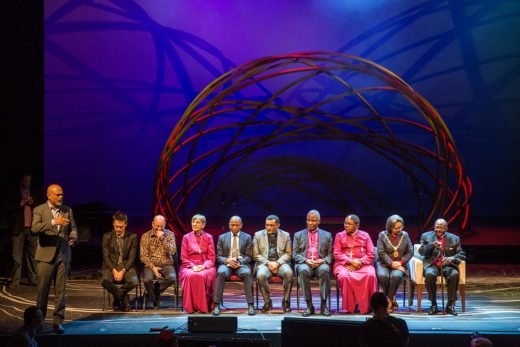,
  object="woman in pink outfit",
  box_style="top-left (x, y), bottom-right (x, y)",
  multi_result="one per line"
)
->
top-left (333, 214), bottom-right (377, 314)
top-left (180, 214), bottom-right (216, 313)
